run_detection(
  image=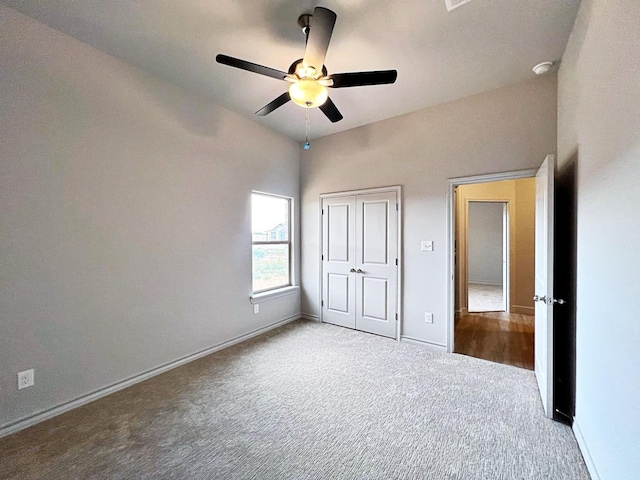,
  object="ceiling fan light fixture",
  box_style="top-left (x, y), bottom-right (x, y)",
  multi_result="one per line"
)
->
top-left (216, 6), bottom-right (397, 123)
top-left (289, 79), bottom-right (328, 108)
top-left (295, 65), bottom-right (318, 79)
